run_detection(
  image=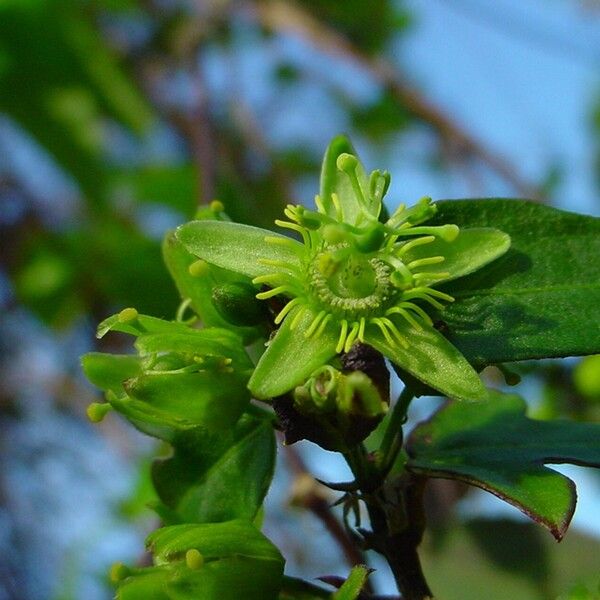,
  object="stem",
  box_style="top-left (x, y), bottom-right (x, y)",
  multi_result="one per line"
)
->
top-left (379, 386), bottom-right (414, 474)
top-left (365, 479), bottom-right (432, 600)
